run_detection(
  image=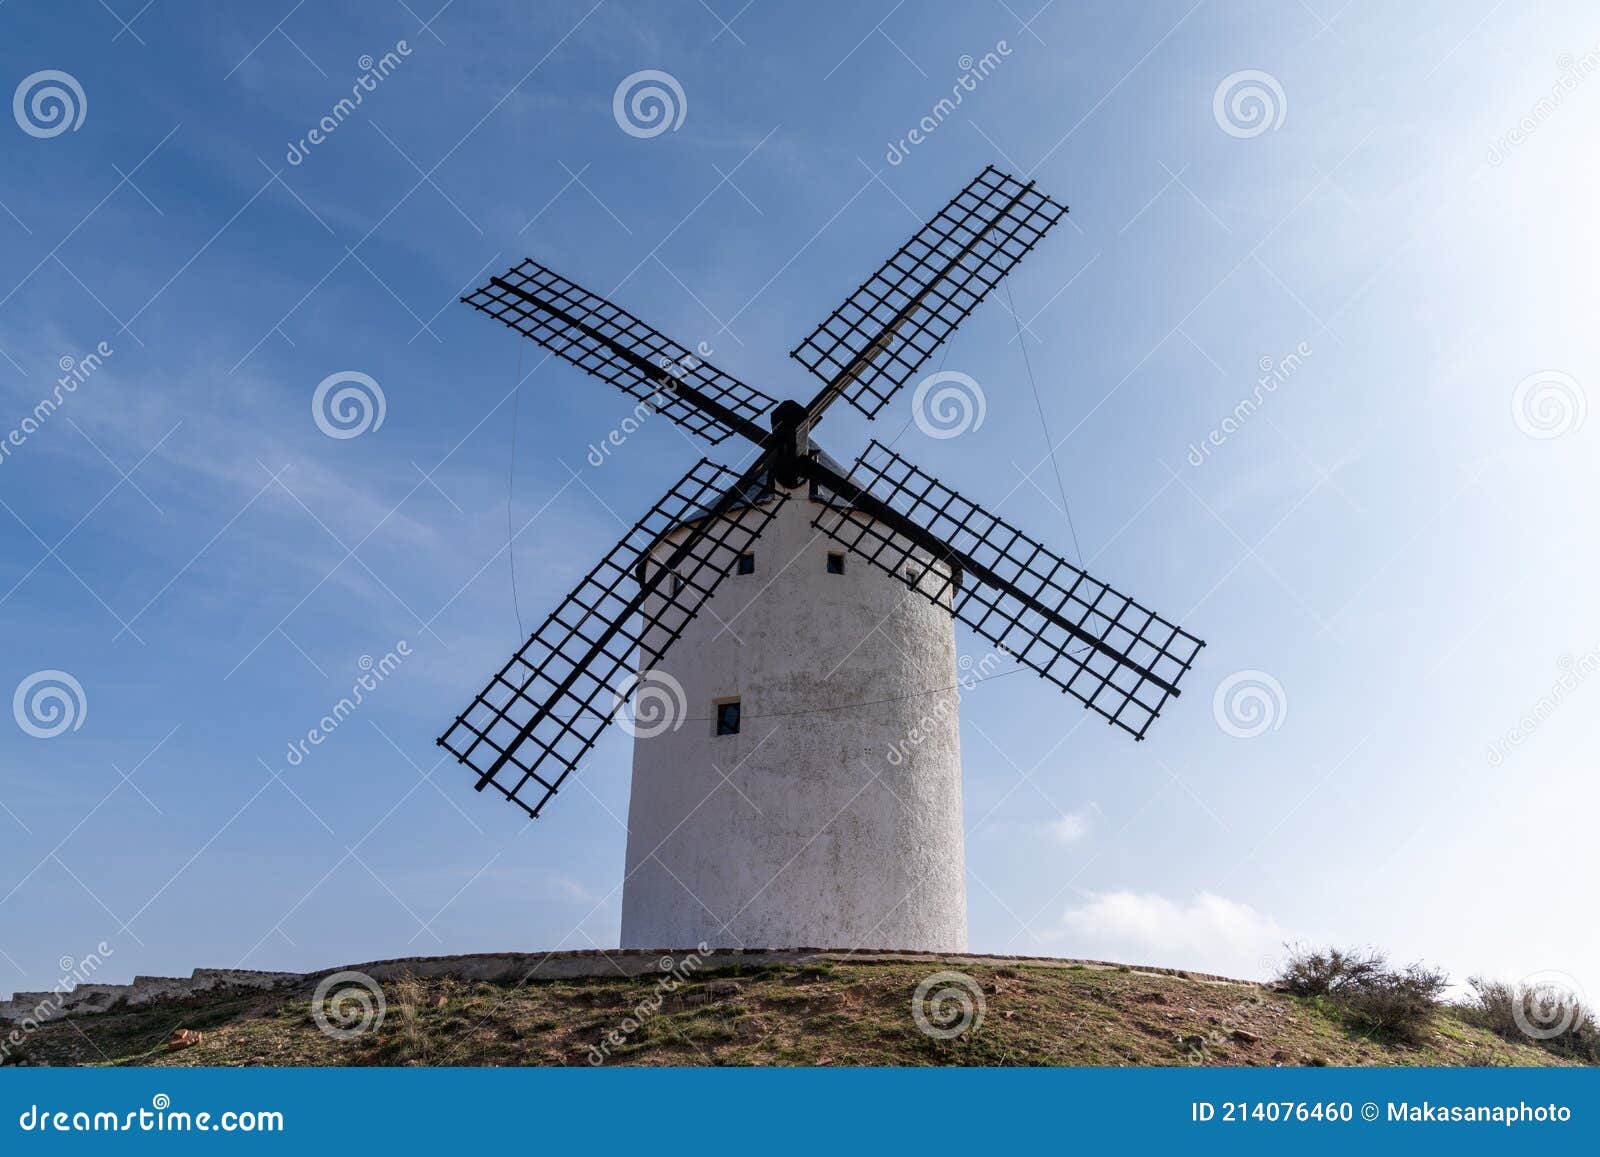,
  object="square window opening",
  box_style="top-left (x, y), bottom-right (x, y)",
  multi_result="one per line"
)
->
top-left (715, 698), bottom-right (741, 736)
top-left (736, 552), bottom-right (755, 576)
top-left (826, 552), bottom-right (846, 575)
